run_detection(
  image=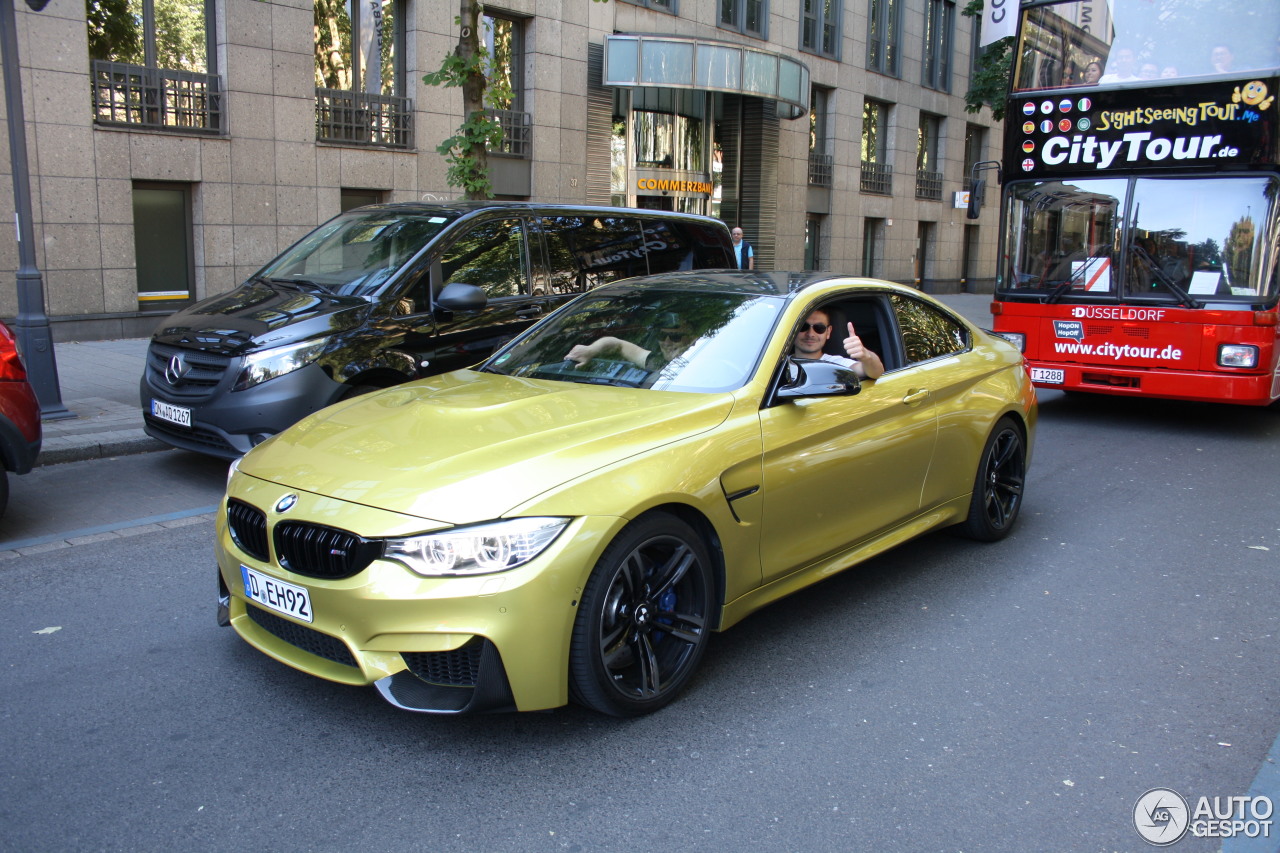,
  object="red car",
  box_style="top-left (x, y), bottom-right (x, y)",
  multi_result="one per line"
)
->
top-left (0, 322), bottom-right (41, 516)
